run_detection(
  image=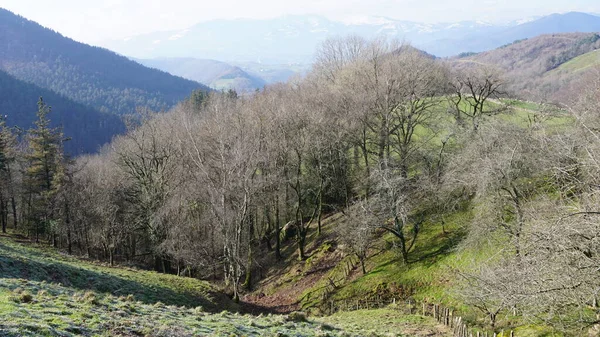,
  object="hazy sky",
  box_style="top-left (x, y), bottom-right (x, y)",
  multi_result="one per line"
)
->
top-left (3, 0), bottom-right (600, 43)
